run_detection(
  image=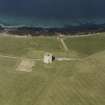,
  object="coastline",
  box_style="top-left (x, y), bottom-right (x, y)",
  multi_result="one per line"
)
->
top-left (0, 23), bottom-right (105, 36)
